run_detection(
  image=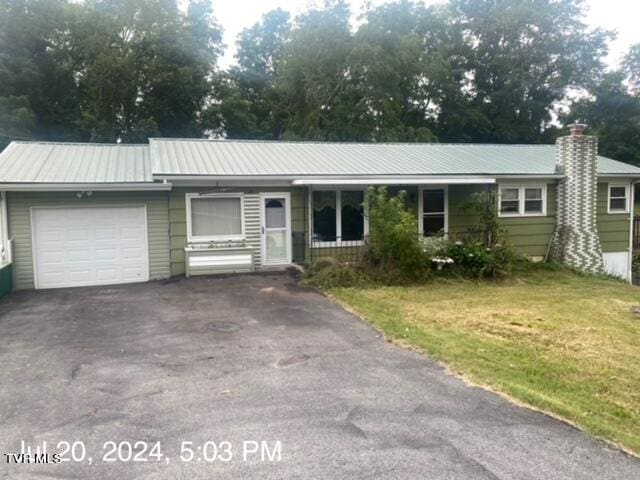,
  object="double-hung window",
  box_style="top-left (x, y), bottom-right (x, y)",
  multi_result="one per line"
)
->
top-left (608, 184), bottom-right (629, 214)
top-left (311, 189), bottom-right (366, 244)
top-left (186, 193), bottom-right (245, 242)
top-left (420, 188), bottom-right (447, 236)
top-left (499, 185), bottom-right (546, 217)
